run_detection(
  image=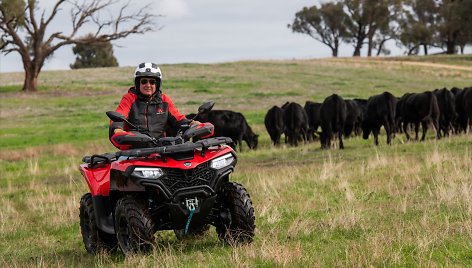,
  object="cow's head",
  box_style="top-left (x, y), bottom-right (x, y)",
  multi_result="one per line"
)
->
top-left (246, 134), bottom-right (259, 150)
